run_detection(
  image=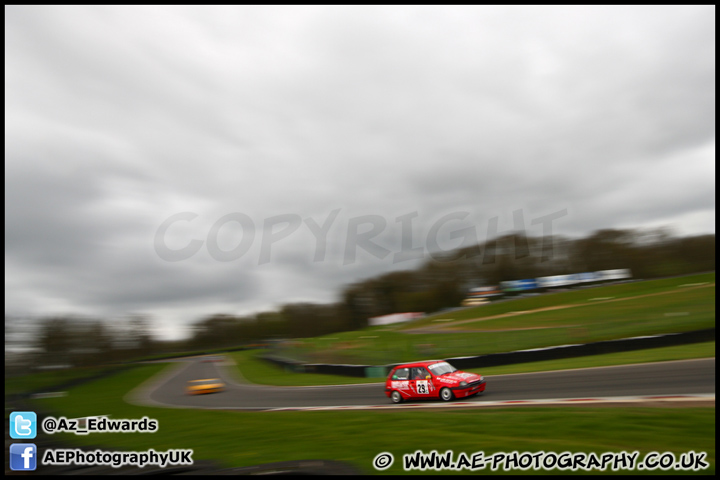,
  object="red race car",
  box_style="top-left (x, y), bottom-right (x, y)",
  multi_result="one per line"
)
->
top-left (385, 360), bottom-right (486, 403)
